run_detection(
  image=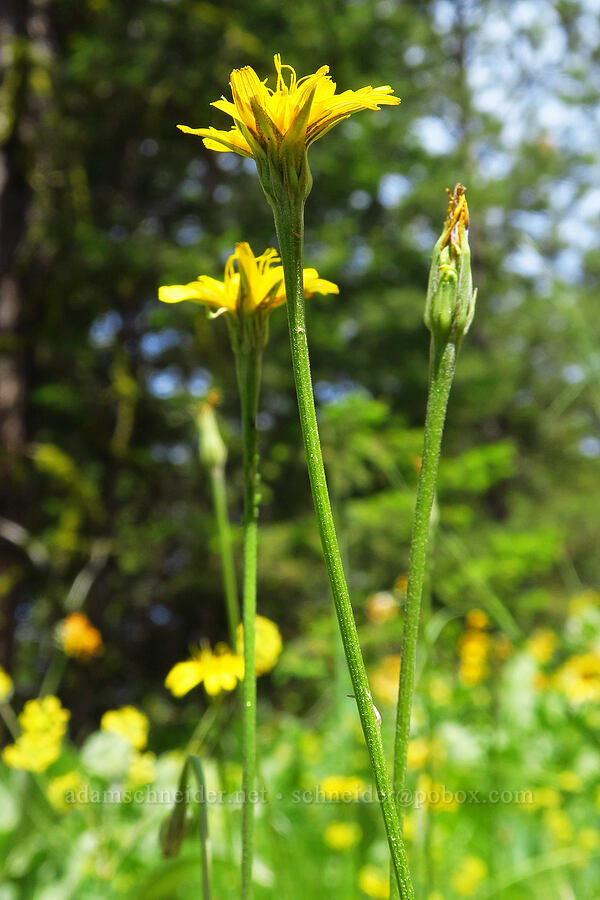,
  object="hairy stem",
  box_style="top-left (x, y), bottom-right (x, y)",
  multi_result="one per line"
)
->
top-left (393, 337), bottom-right (456, 818)
top-left (272, 196), bottom-right (414, 900)
top-left (209, 463), bottom-right (240, 645)
top-left (236, 348), bottom-right (262, 900)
